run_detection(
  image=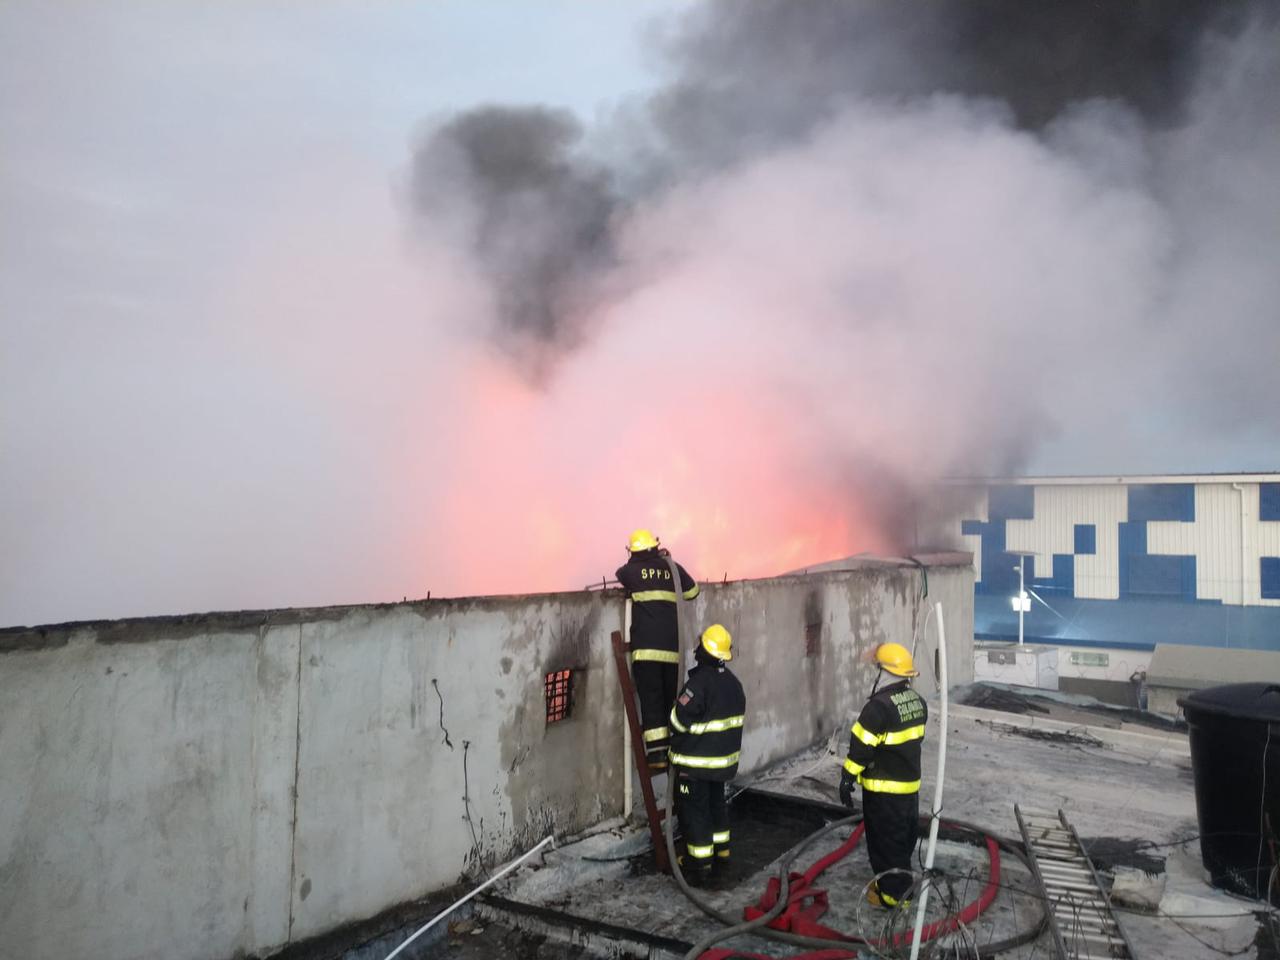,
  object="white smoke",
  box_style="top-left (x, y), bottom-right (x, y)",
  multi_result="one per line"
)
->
top-left (2, 2), bottom-right (1277, 625)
